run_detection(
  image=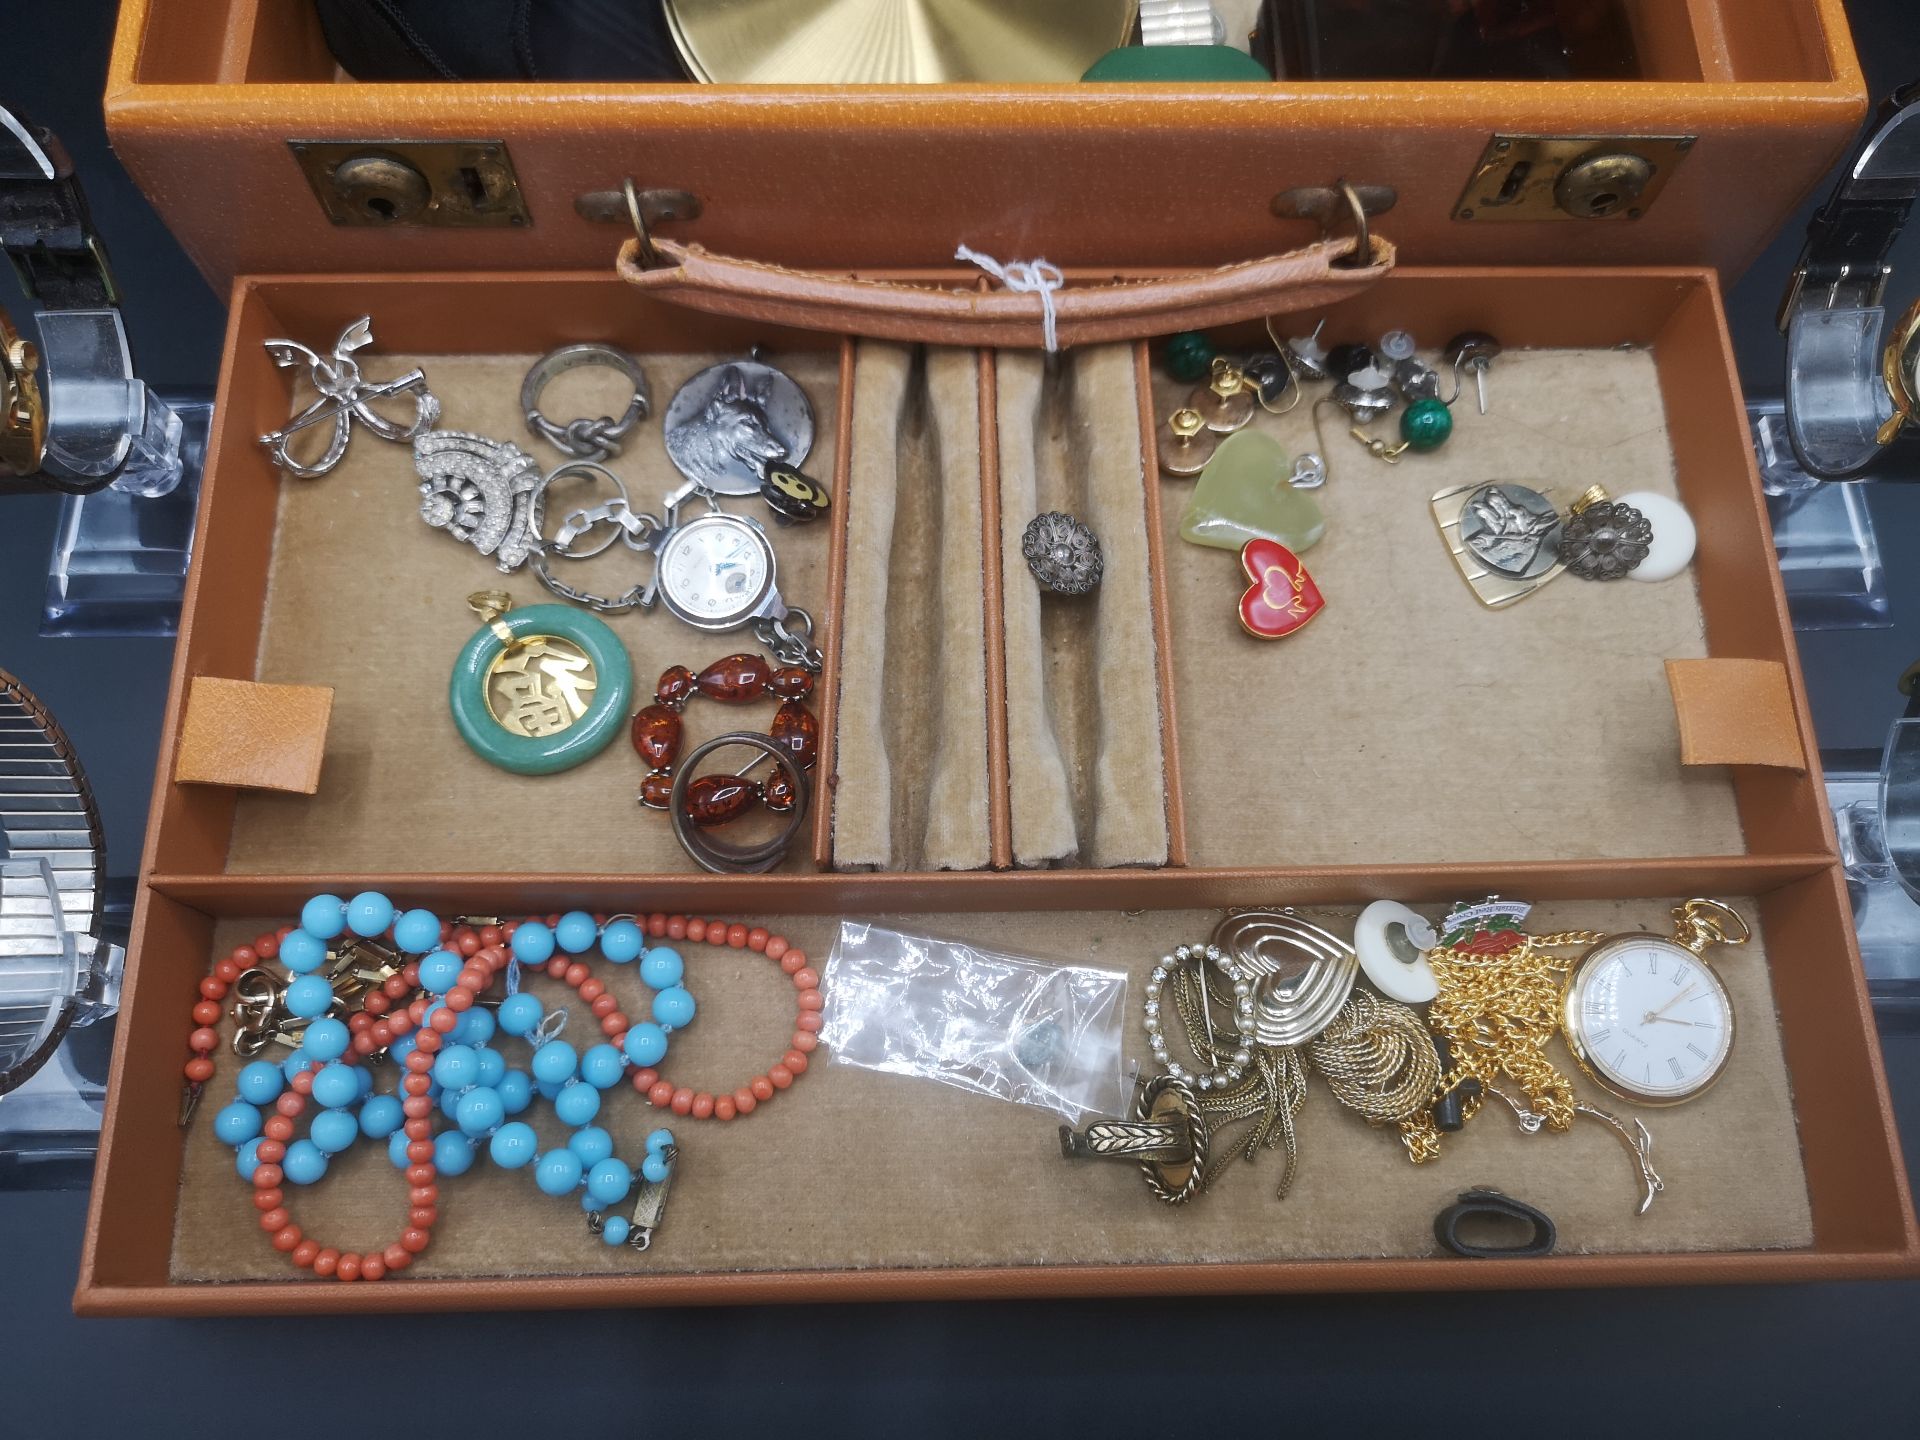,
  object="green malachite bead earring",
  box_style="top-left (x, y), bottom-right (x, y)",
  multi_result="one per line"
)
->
top-left (1165, 330), bottom-right (1218, 385)
top-left (450, 591), bottom-right (633, 775)
top-left (1399, 396), bottom-right (1455, 453)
